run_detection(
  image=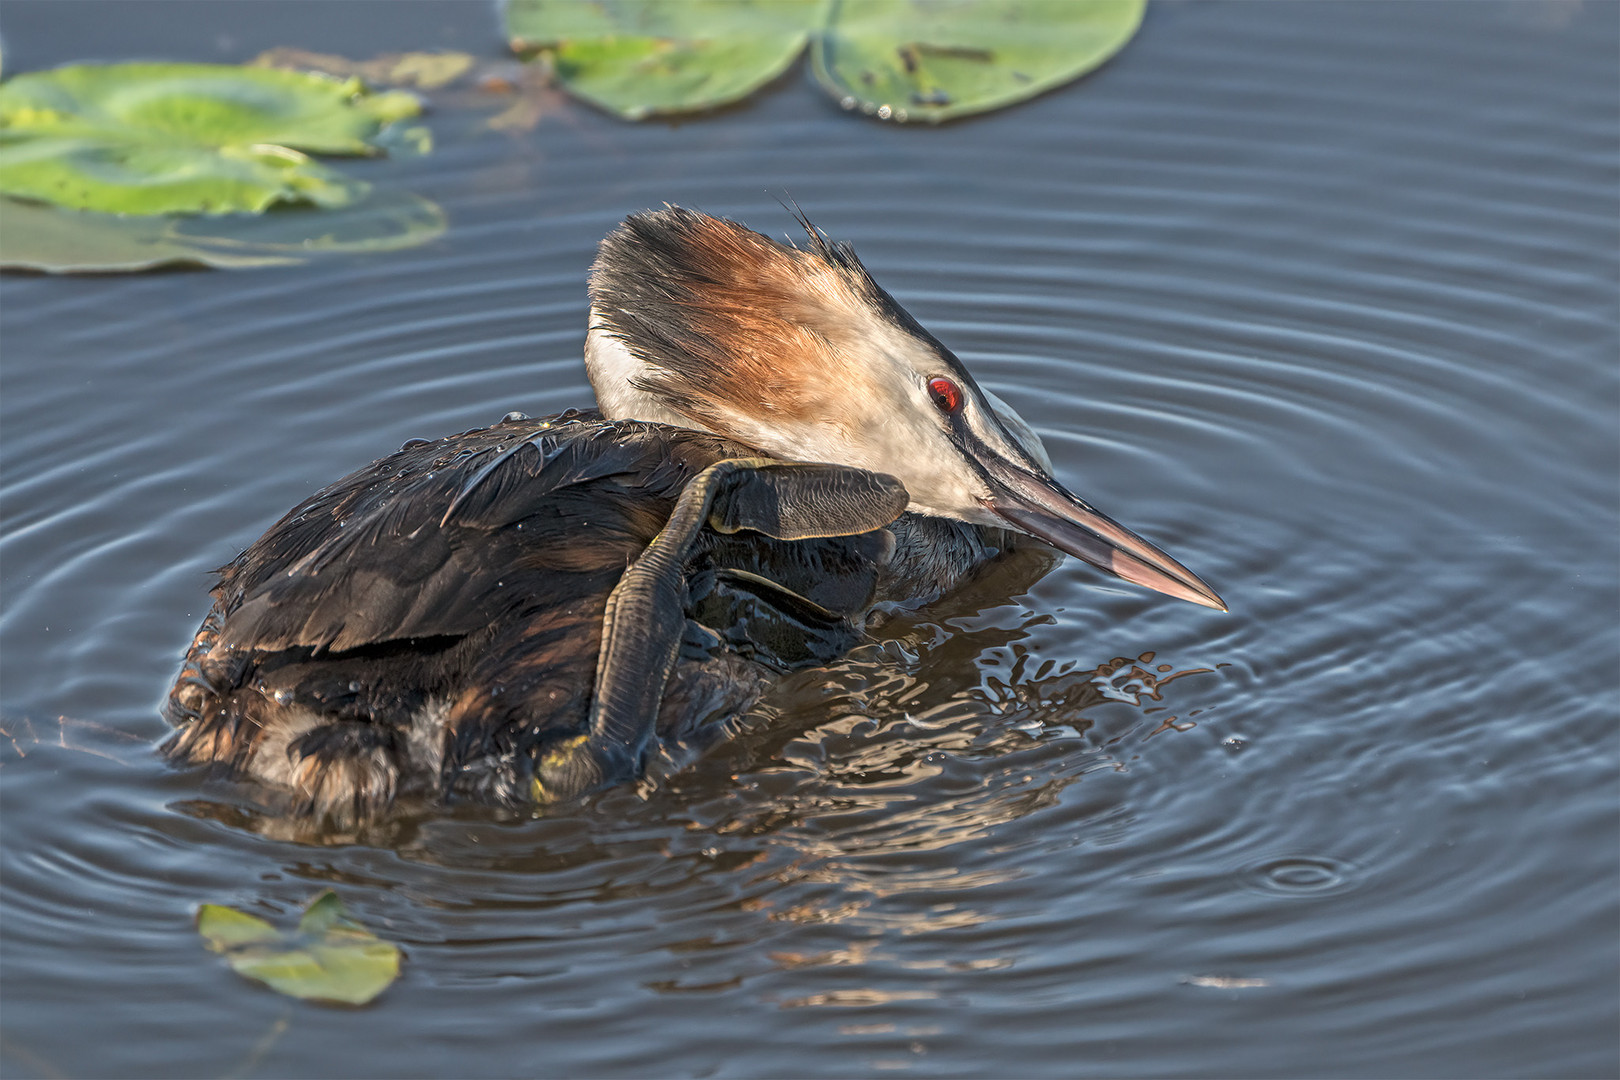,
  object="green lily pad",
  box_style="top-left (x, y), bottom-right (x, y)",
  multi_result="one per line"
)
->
top-left (506, 0), bottom-right (827, 120)
top-left (0, 190), bottom-right (446, 273)
top-left (1, 198), bottom-right (296, 270)
top-left (197, 891), bottom-right (401, 1005)
top-left (811, 0), bottom-right (1146, 123)
top-left (0, 135), bottom-right (366, 216)
top-left (0, 63), bottom-right (420, 215)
